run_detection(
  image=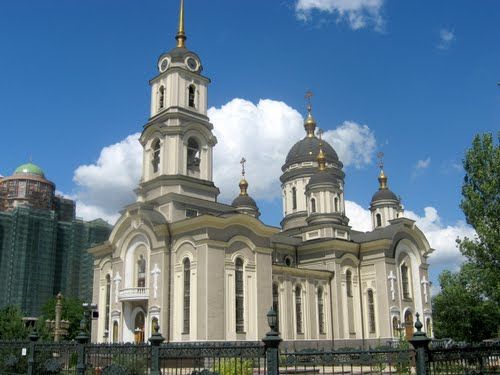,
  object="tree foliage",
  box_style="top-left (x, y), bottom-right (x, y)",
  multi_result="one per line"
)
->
top-left (0, 305), bottom-right (28, 340)
top-left (432, 263), bottom-right (499, 342)
top-left (457, 132), bottom-right (500, 304)
top-left (433, 132), bottom-right (500, 342)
